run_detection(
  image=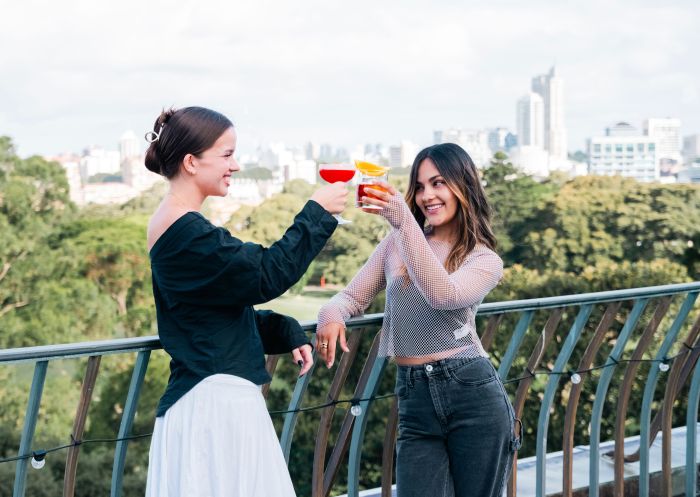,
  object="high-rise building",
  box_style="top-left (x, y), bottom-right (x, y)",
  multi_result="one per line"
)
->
top-left (79, 146), bottom-right (121, 182)
top-left (433, 128), bottom-right (492, 167)
top-left (304, 142), bottom-right (320, 161)
top-left (531, 67), bottom-right (568, 160)
top-left (389, 141), bottom-right (418, 169)
top-left (119, 130), bottom-right (140, 162)
top-left (644, 118), bottom-right (682, 164)
top-left (284, 159), bottom-right (317, 184)
top-left (684, 134), bottom-right (700, 165)
top-left (516, 93), bottom-right (544, 149)
top-left (588, 124), bottom-right (659, 182)
top-left (488, 127), bottom-right (516, 153)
